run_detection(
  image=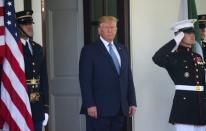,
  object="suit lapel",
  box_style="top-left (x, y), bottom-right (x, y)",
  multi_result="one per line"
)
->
top-left (96, 39), bottom-right (119, 75)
